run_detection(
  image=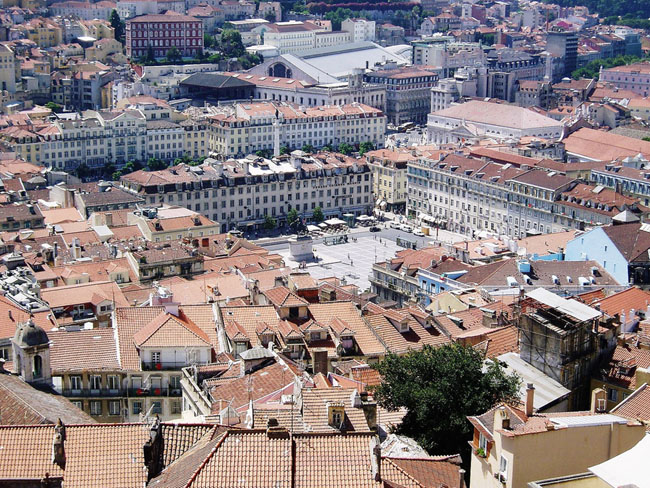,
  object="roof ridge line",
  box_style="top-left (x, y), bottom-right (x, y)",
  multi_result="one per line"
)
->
top-left (184, 430), bottom-right (229, 488)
